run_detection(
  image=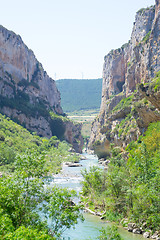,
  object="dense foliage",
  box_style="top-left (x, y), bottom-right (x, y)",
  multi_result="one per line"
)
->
top-left (49, 112), bottom-right (68, 140)
top-left (0, 113), bottom-right (83, 238)
top-left (0, 113), bottom-right (79, 174)
top-left (81, 122), bottom-right (160, 231)
top-left (56, 78), bottom-right (102, 112)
